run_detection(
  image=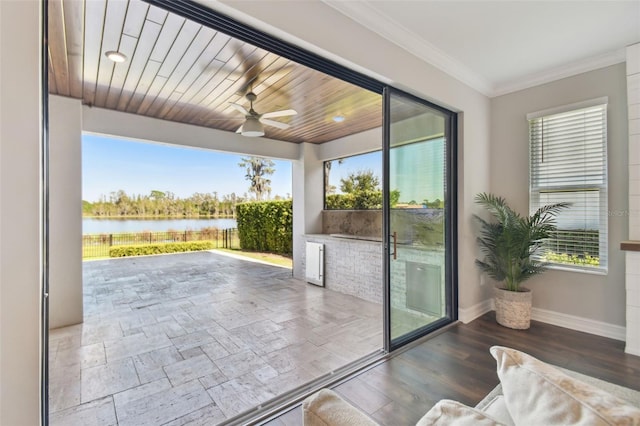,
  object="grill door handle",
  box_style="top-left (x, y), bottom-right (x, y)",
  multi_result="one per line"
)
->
top-left (391, 231), bottom-right (397, 260)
